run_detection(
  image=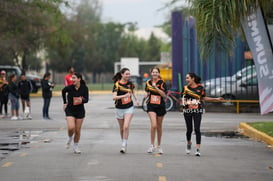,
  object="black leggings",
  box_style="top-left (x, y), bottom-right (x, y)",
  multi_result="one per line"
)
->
top-left (184, 113), bottom-right (202, 144)
top-left (0, 98), bottom-right (8, 115)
